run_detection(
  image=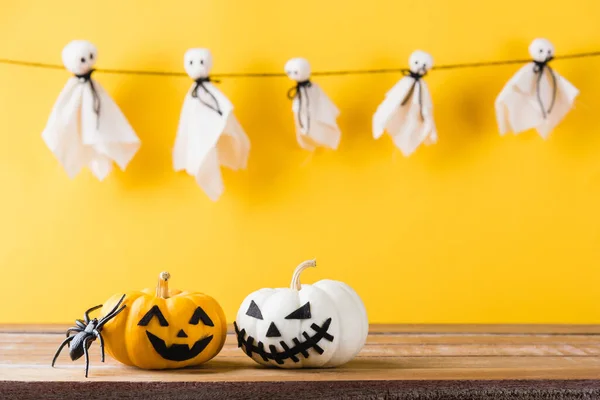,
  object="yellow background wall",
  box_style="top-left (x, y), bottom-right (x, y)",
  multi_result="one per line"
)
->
top-left (0, 0), bottom-right (599, 324)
